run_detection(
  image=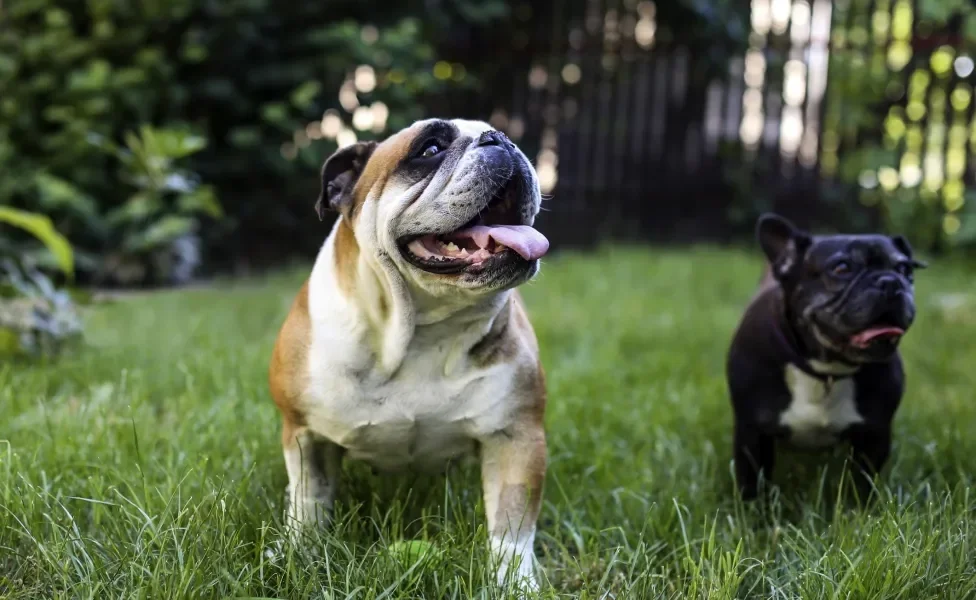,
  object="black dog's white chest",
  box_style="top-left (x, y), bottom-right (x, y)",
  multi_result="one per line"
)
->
top-left (778, 365), bottom-right (863, 448)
